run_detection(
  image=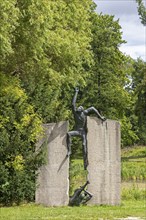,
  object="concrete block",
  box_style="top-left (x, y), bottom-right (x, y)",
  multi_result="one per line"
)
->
top-left (87, 117), bottom-right (121, 205)
top-left (35, 121), bottom-right (69, 206)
